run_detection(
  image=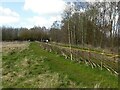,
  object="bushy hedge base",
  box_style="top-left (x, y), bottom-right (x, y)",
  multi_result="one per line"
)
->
top-left (40, 43), bottom-right (118, 75)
